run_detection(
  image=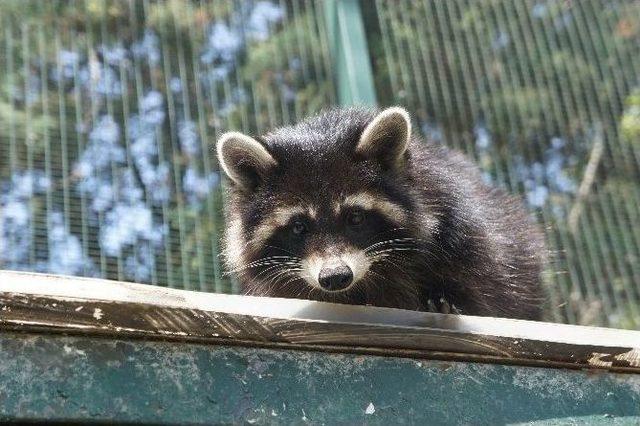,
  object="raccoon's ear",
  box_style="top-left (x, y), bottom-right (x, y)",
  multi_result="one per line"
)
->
top-left (356, 106), bottom-right (411, 170)
top-left (216, 132), bottom-right (277, 190)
